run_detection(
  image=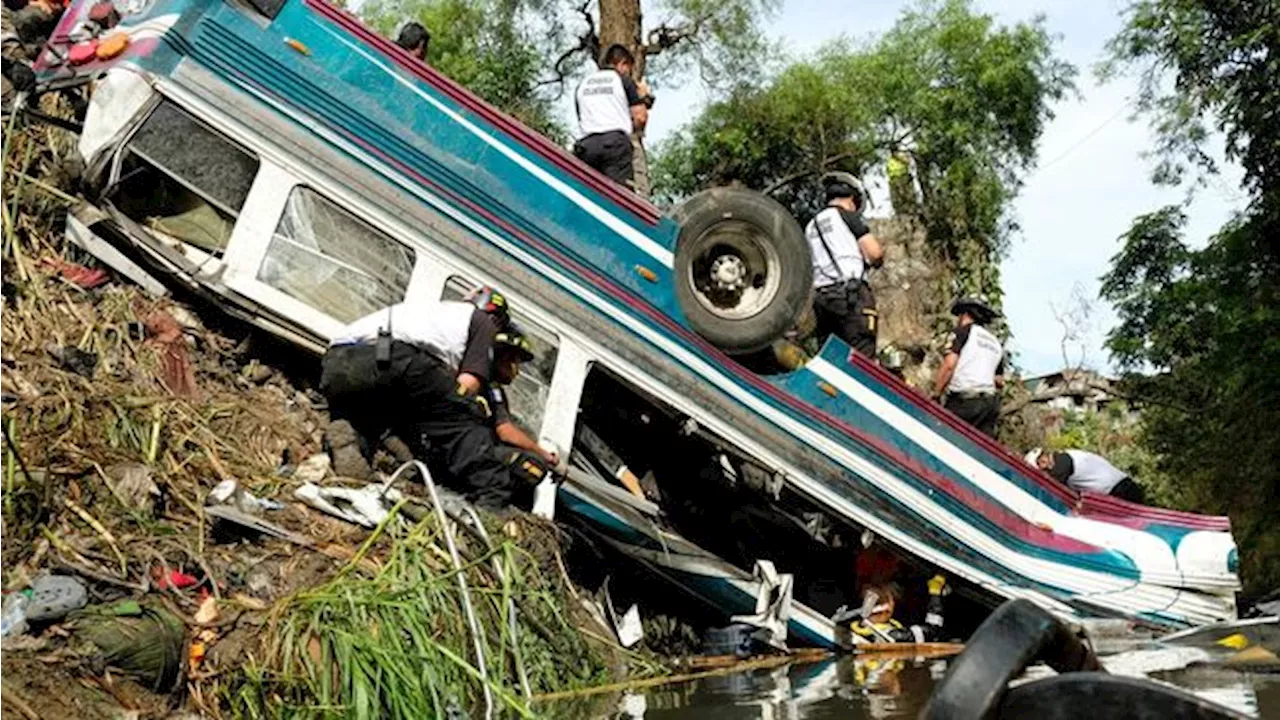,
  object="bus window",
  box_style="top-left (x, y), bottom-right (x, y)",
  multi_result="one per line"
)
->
top-left (256, 186), bottom-right (416, 323)
top-left (109, 101), bottom-right (259, 255)
top-left (442, 276), bottom-right (559, 434)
